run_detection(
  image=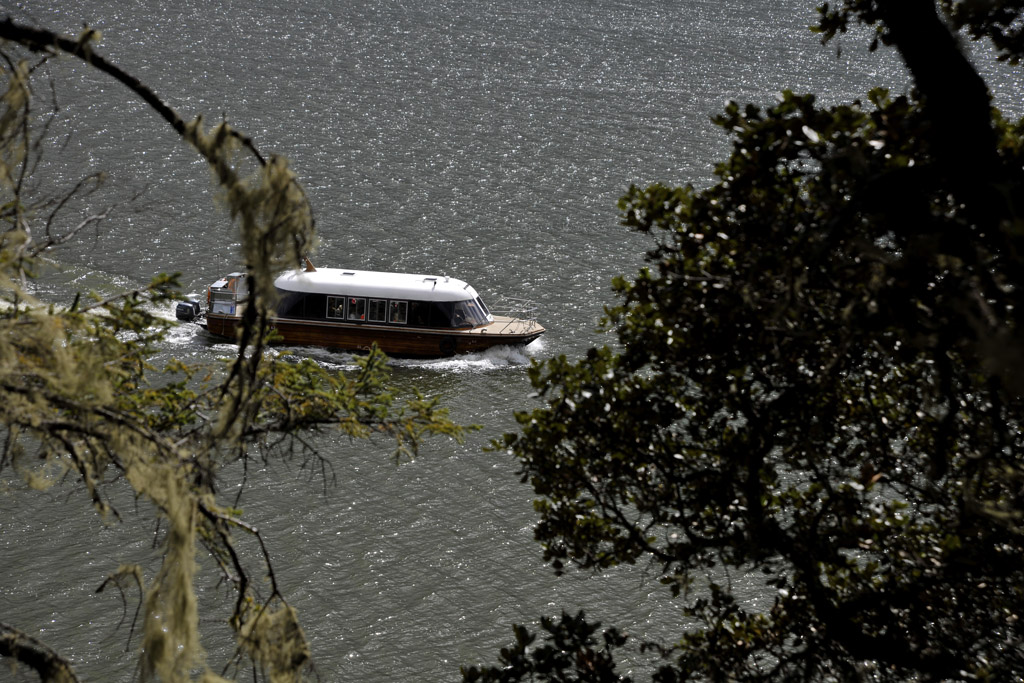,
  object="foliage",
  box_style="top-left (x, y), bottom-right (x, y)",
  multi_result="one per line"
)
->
top-left (465, 2), bottom-right (1024, 682)
top-left (0, 19), bottom-right (465, 683)
top-left (461, 611), bottom-right (631, 683)
top-left (819, 0), bottom-right (1024, 65)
